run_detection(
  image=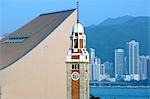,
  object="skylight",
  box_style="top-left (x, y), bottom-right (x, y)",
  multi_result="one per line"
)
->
top-left (4, 37), bottom-right (29, 43)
